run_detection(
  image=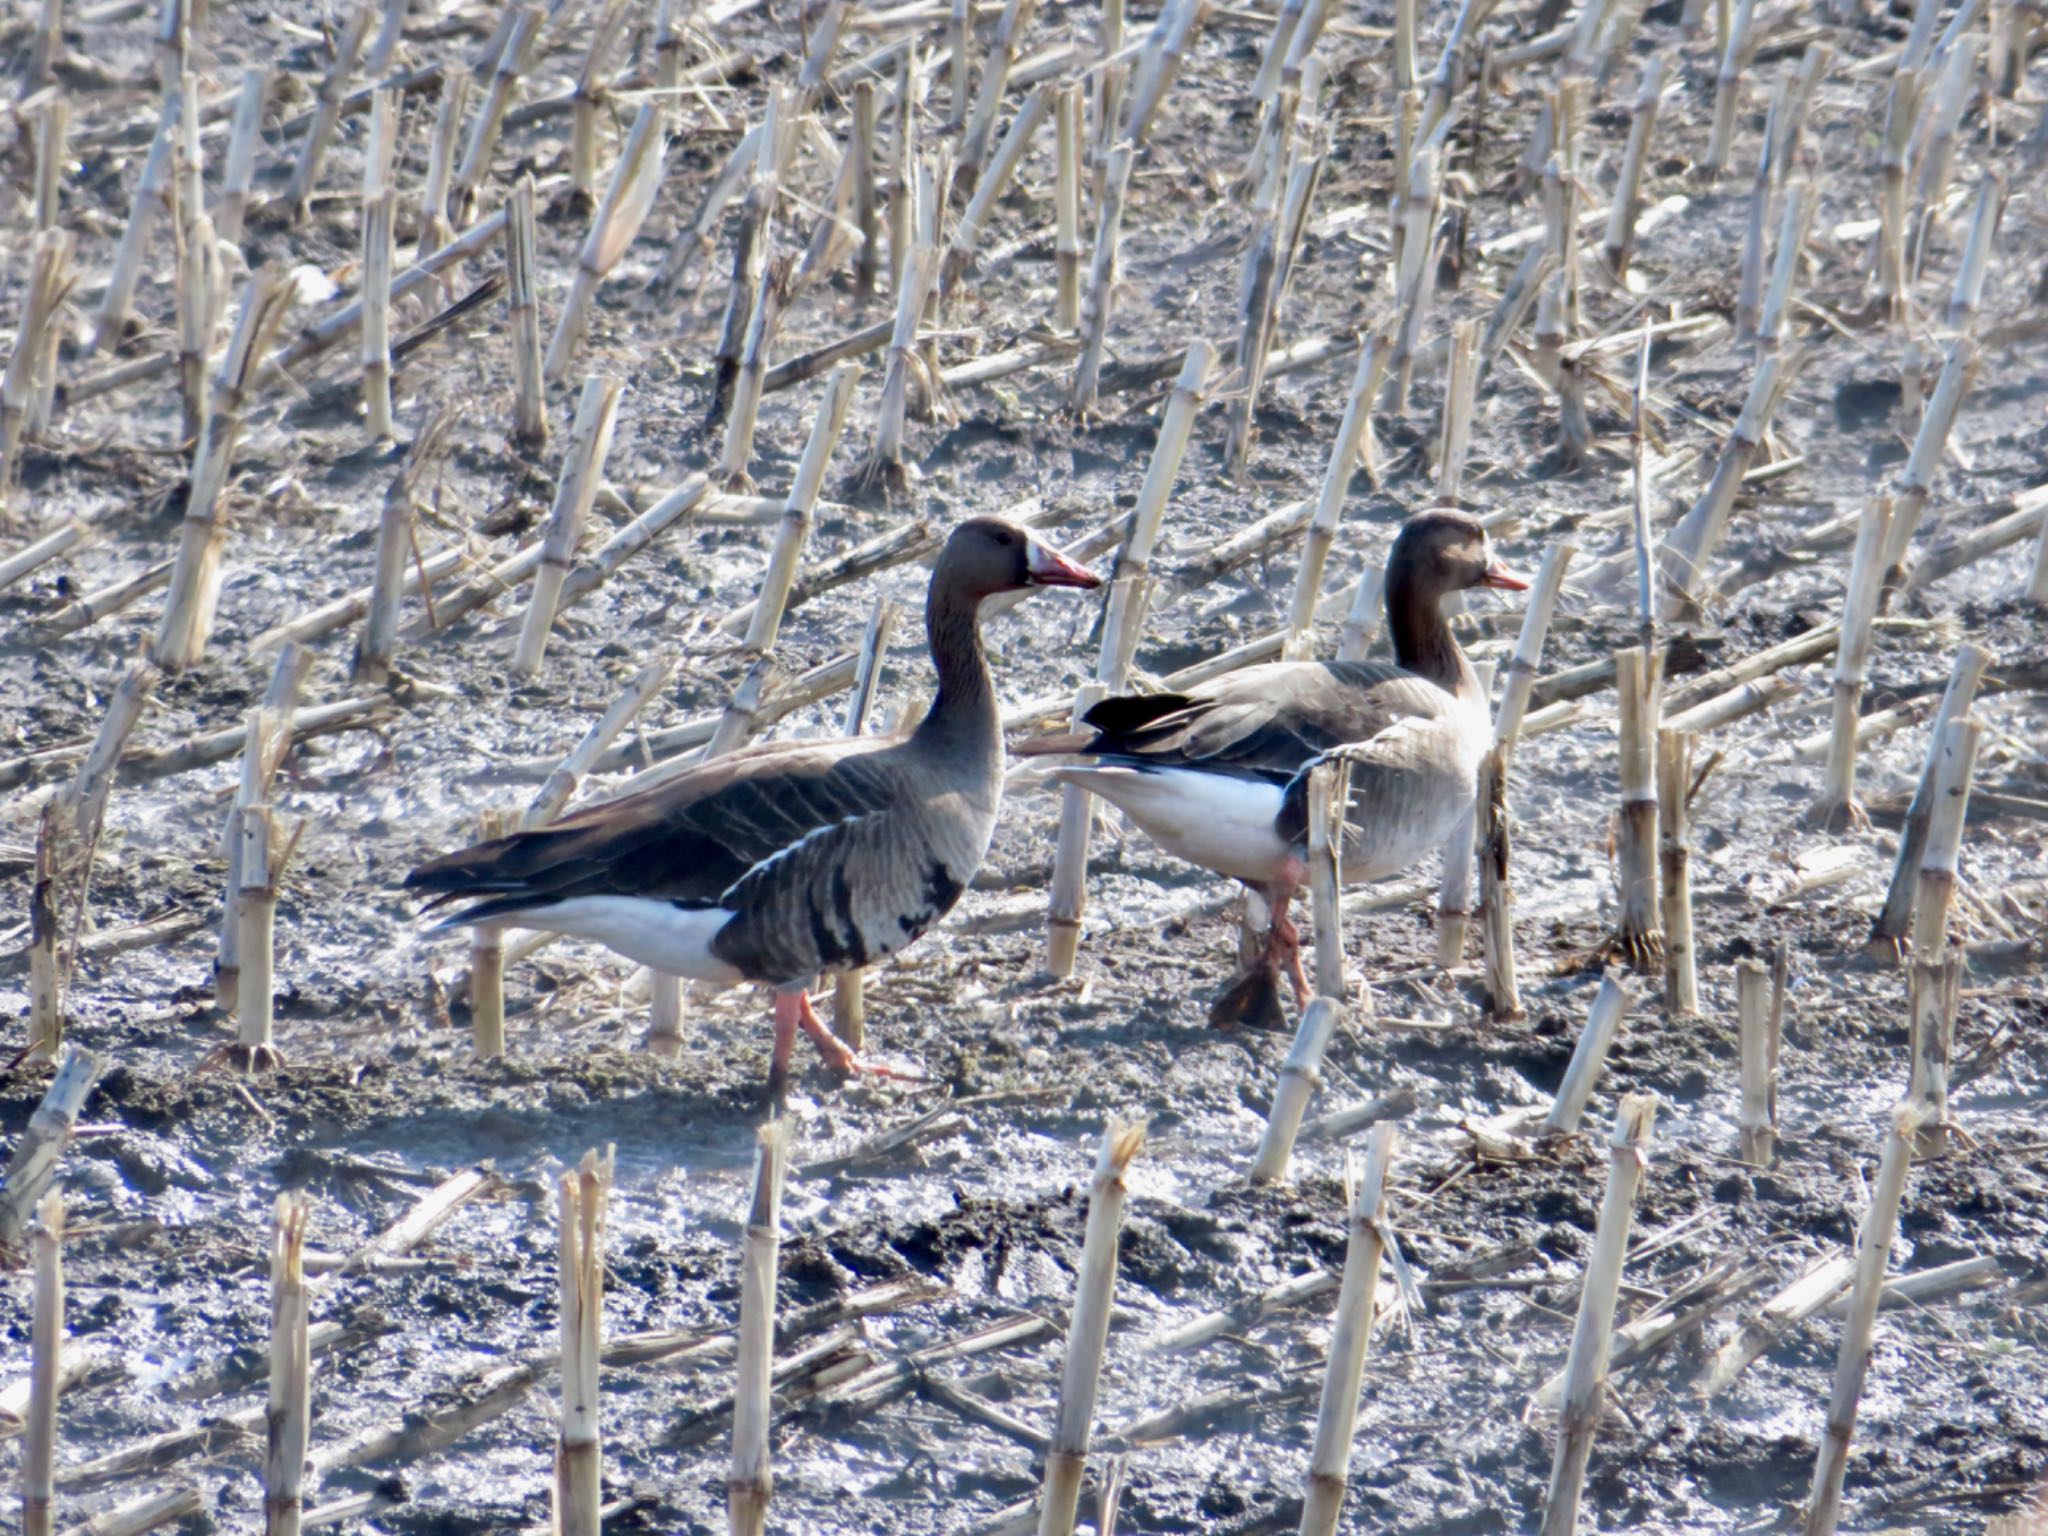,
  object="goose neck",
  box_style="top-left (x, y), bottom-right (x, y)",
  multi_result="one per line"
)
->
top-left (916, 585), bottom-right (1000, 754)
top-left (1387, 574), bottom-right (1477, 699)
